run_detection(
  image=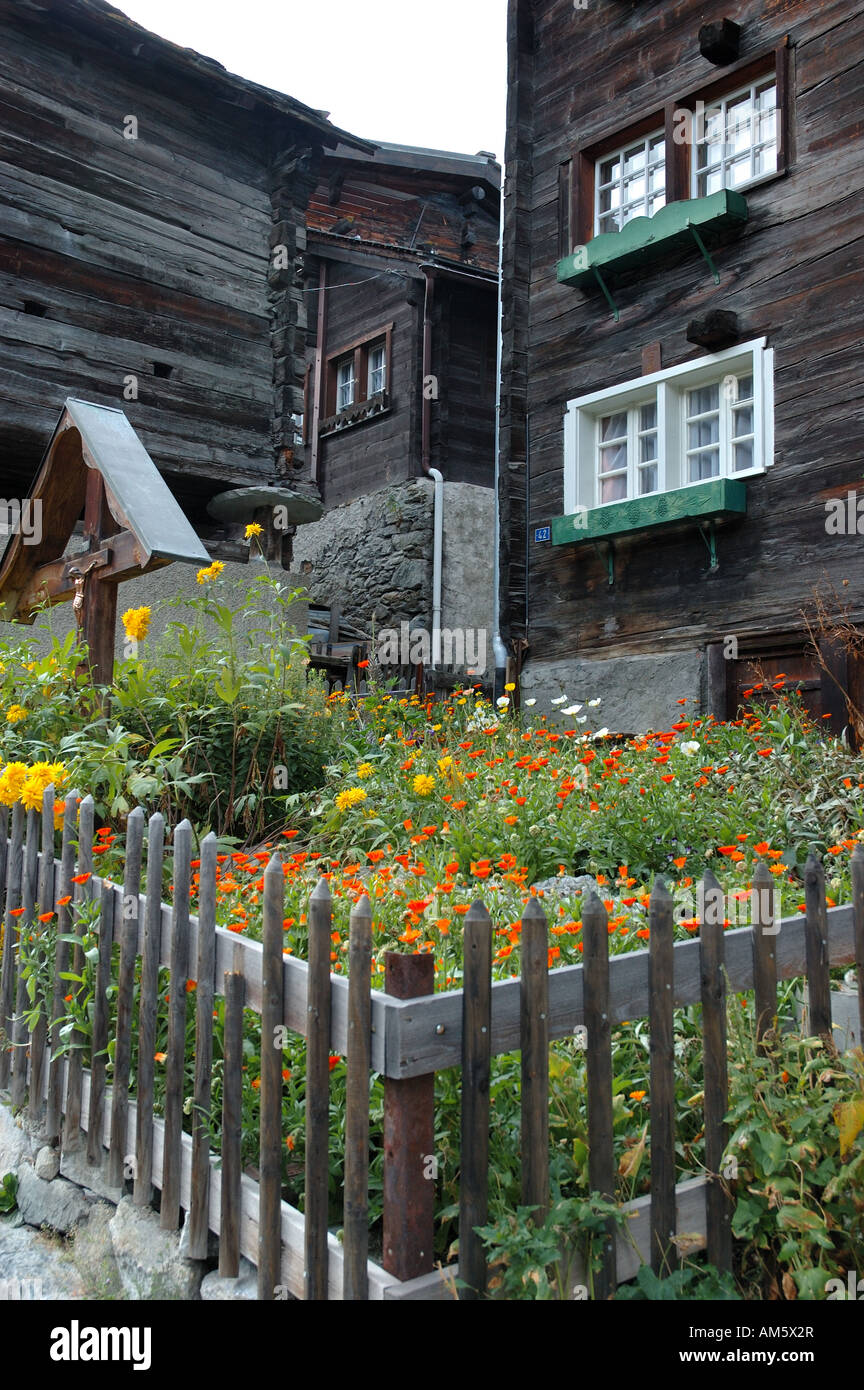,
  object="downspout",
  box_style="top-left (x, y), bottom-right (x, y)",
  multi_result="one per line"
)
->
top-left (421, 266), bottom-right (444, 669)
top-left (491, 191), bottom-right (508, 698)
